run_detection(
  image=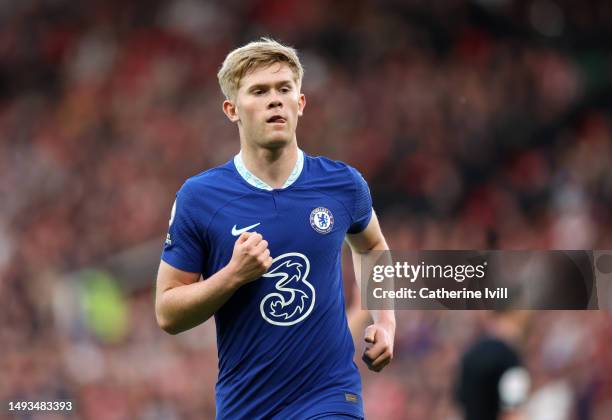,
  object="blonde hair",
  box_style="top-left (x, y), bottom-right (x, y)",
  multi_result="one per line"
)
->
top-left (217, 38), bottom-right (304, 100)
